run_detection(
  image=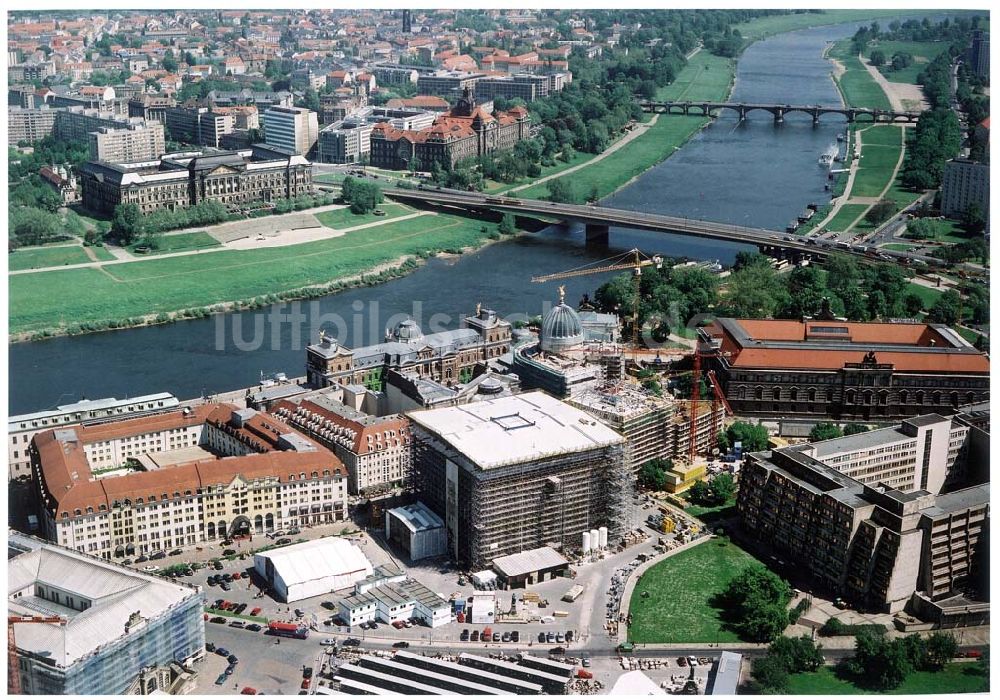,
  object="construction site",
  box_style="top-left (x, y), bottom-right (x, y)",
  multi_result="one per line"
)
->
top-left (408, 391), bottom-right (635, 570)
